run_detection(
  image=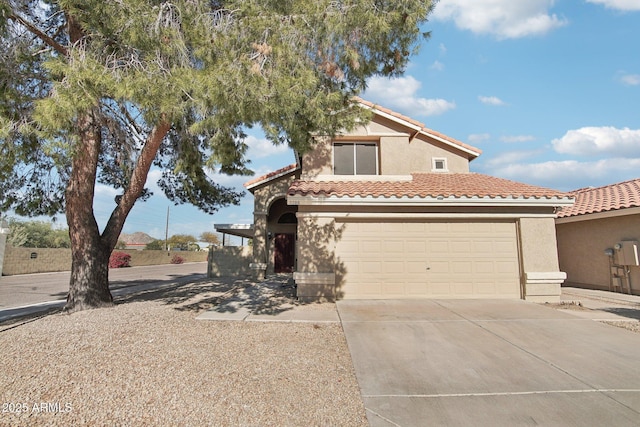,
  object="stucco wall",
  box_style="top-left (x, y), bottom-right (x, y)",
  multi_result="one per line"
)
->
top-left (0, 233), bottom-right (7, 276)
top-left (2, 246), bottom-right (207, 275)
top-left (519, 217), bottom-right (561, 272)
top-left (207, 246), bottom-right (252, 277)
top-left (300, 115), bottom-right (471, 177)
top-left (556, 214), bottom-right (640, 294)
